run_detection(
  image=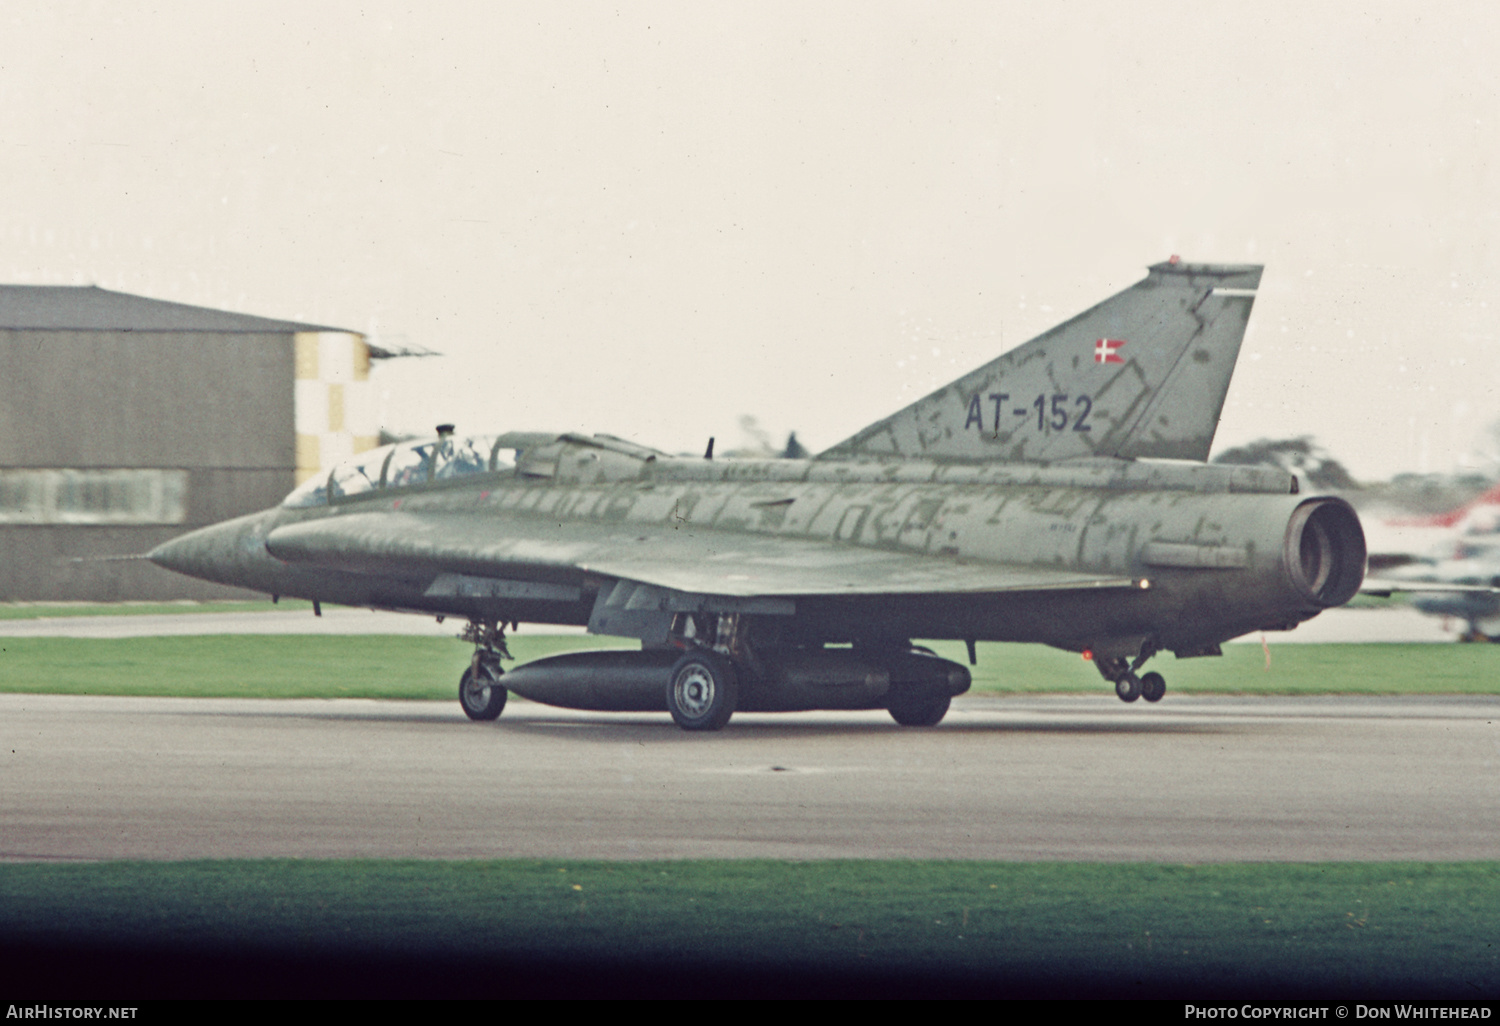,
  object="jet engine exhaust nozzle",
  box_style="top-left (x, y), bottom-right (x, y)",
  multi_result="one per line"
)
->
top-left (1284, 498), bottom-right (1366, 607)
